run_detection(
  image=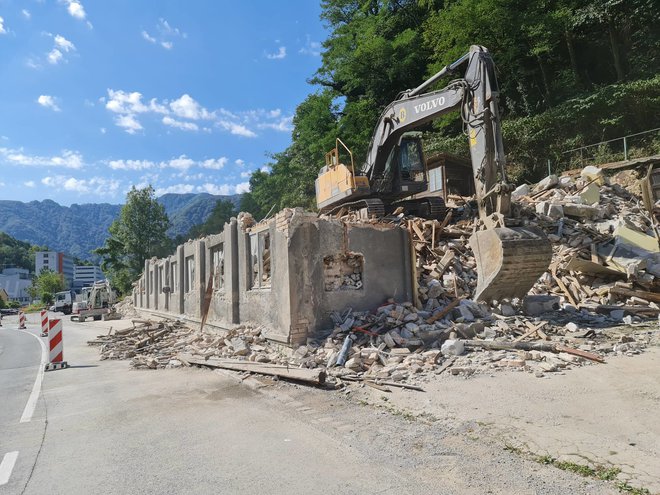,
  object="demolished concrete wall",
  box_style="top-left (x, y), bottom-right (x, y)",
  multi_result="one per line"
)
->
top-left (133, 209), bottom-right (413, 345)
